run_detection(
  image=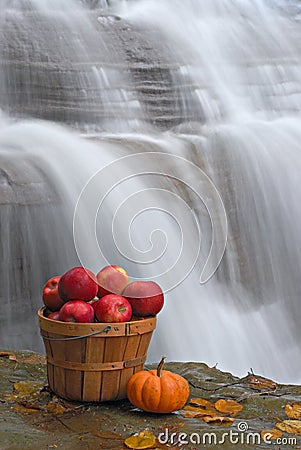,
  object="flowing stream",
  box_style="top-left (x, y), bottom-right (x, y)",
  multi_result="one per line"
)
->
top-left (0, 0), bottom-right (301, 383)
